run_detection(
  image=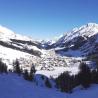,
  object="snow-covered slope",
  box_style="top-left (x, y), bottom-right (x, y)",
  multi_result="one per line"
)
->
top-left (0, 23), bottom-right (98, 75)
top-left (0, 25), bottom-right (43, 70)
top-left (0, 25), bottom-right (33, 41)
top-left (55, 23), bottom-right (98, 46)
top-left (0, 25), bottom-right (41, 49)
top-left (0, 73), bottom-right (98, 98)
top-left (0, 23), bottom-right (98, 98)
top-left (0, 23), bottom-right (97, 76)
top-left (52, 23), bottom-right (98, 57)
